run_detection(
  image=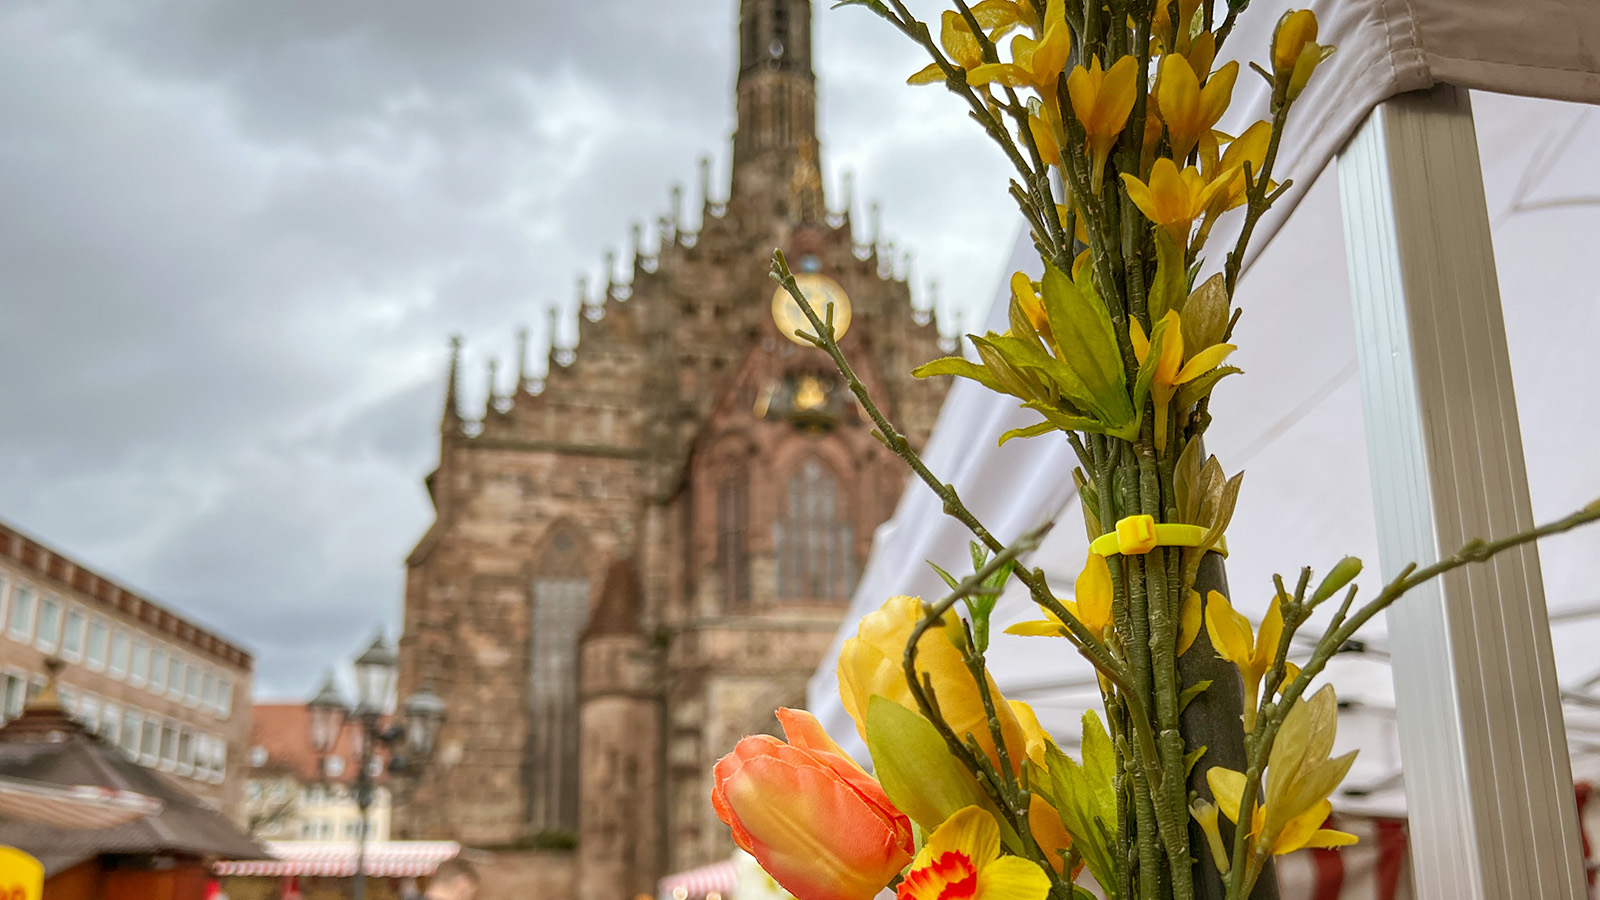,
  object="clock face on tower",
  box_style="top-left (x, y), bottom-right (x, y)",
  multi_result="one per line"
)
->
top-left (772, 272), bottom-right (852, 346)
